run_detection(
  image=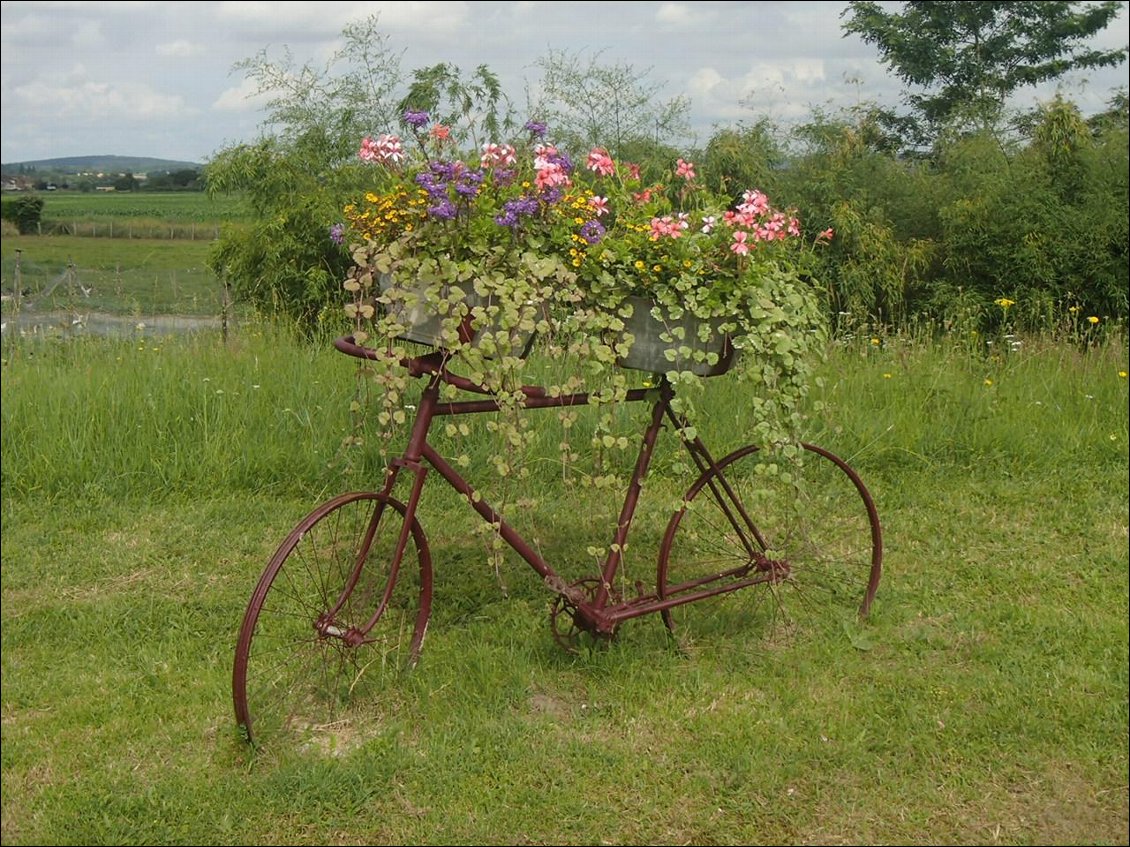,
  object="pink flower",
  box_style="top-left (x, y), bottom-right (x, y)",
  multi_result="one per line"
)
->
top-left (649, 215), bottom-right (684, 240)
top-left (533, 143), bottom-right (559, 170)
top-left (535, 162), bottom-right (570, 190)
top-left (589, 196), bottom-right (610, 217)
top-left (429, 124), bottom-right (451, 142)
top-left (358, 136), bottom-right (379, 162)
top-left (817, 227), bottom-right (835, 244)
top-left (740, 190), bottom-right (769, 215)
top-left (359, 134), bottom-right (404, 164)
top-left (480, 142), bottom-right (517, 168)
top-left (730, 230), bottom-right (750, 255)
top-left (586, 148), bottom-right (616, 176)
top-left (676, 158), bottom-right (696, 181)
top-left (626, 163), bottom-right (642, 181)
